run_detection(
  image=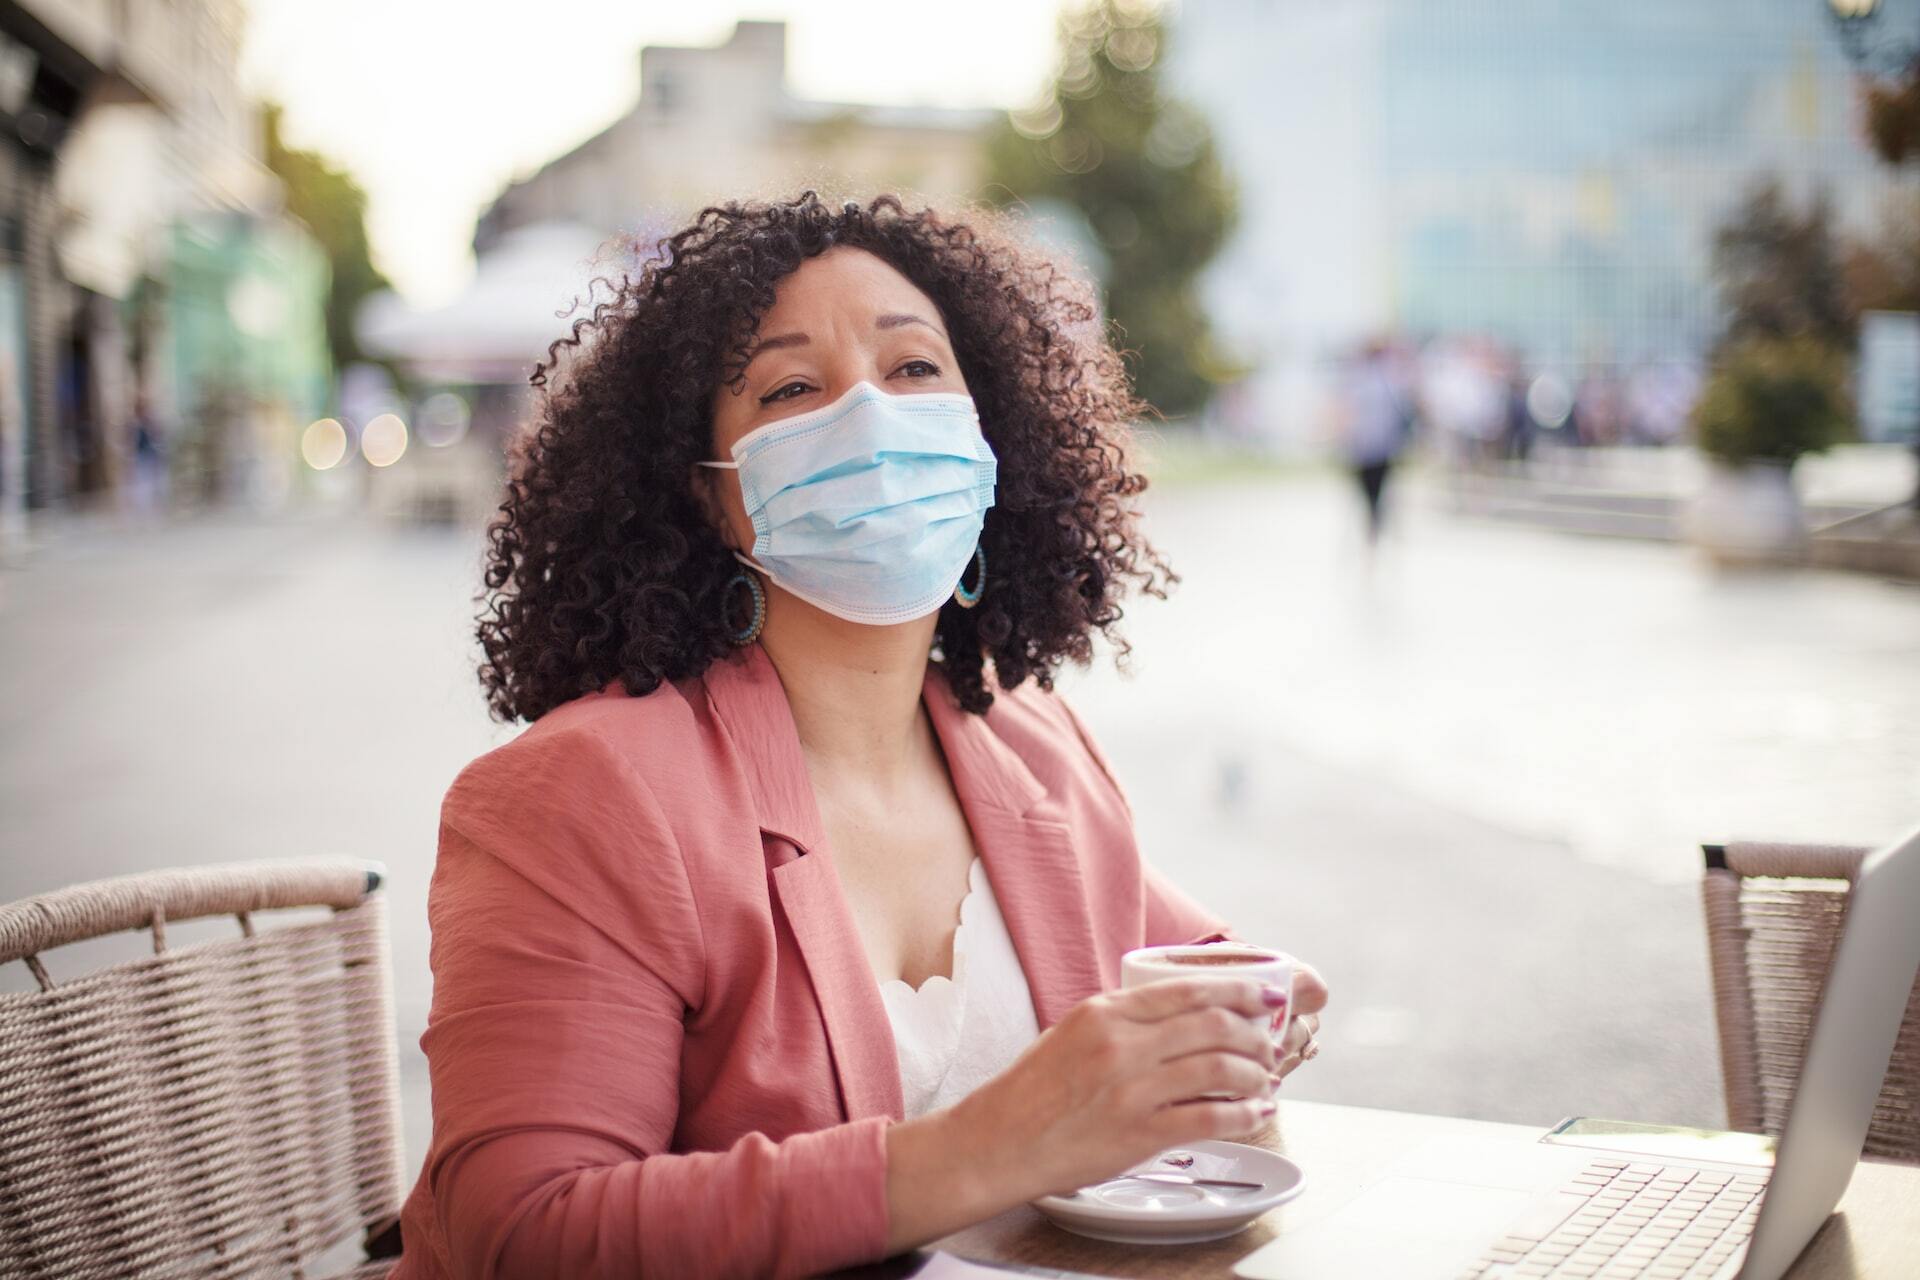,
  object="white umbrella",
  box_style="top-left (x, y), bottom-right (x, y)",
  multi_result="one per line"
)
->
top-left (356, 221), bottom-right (631, 384)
